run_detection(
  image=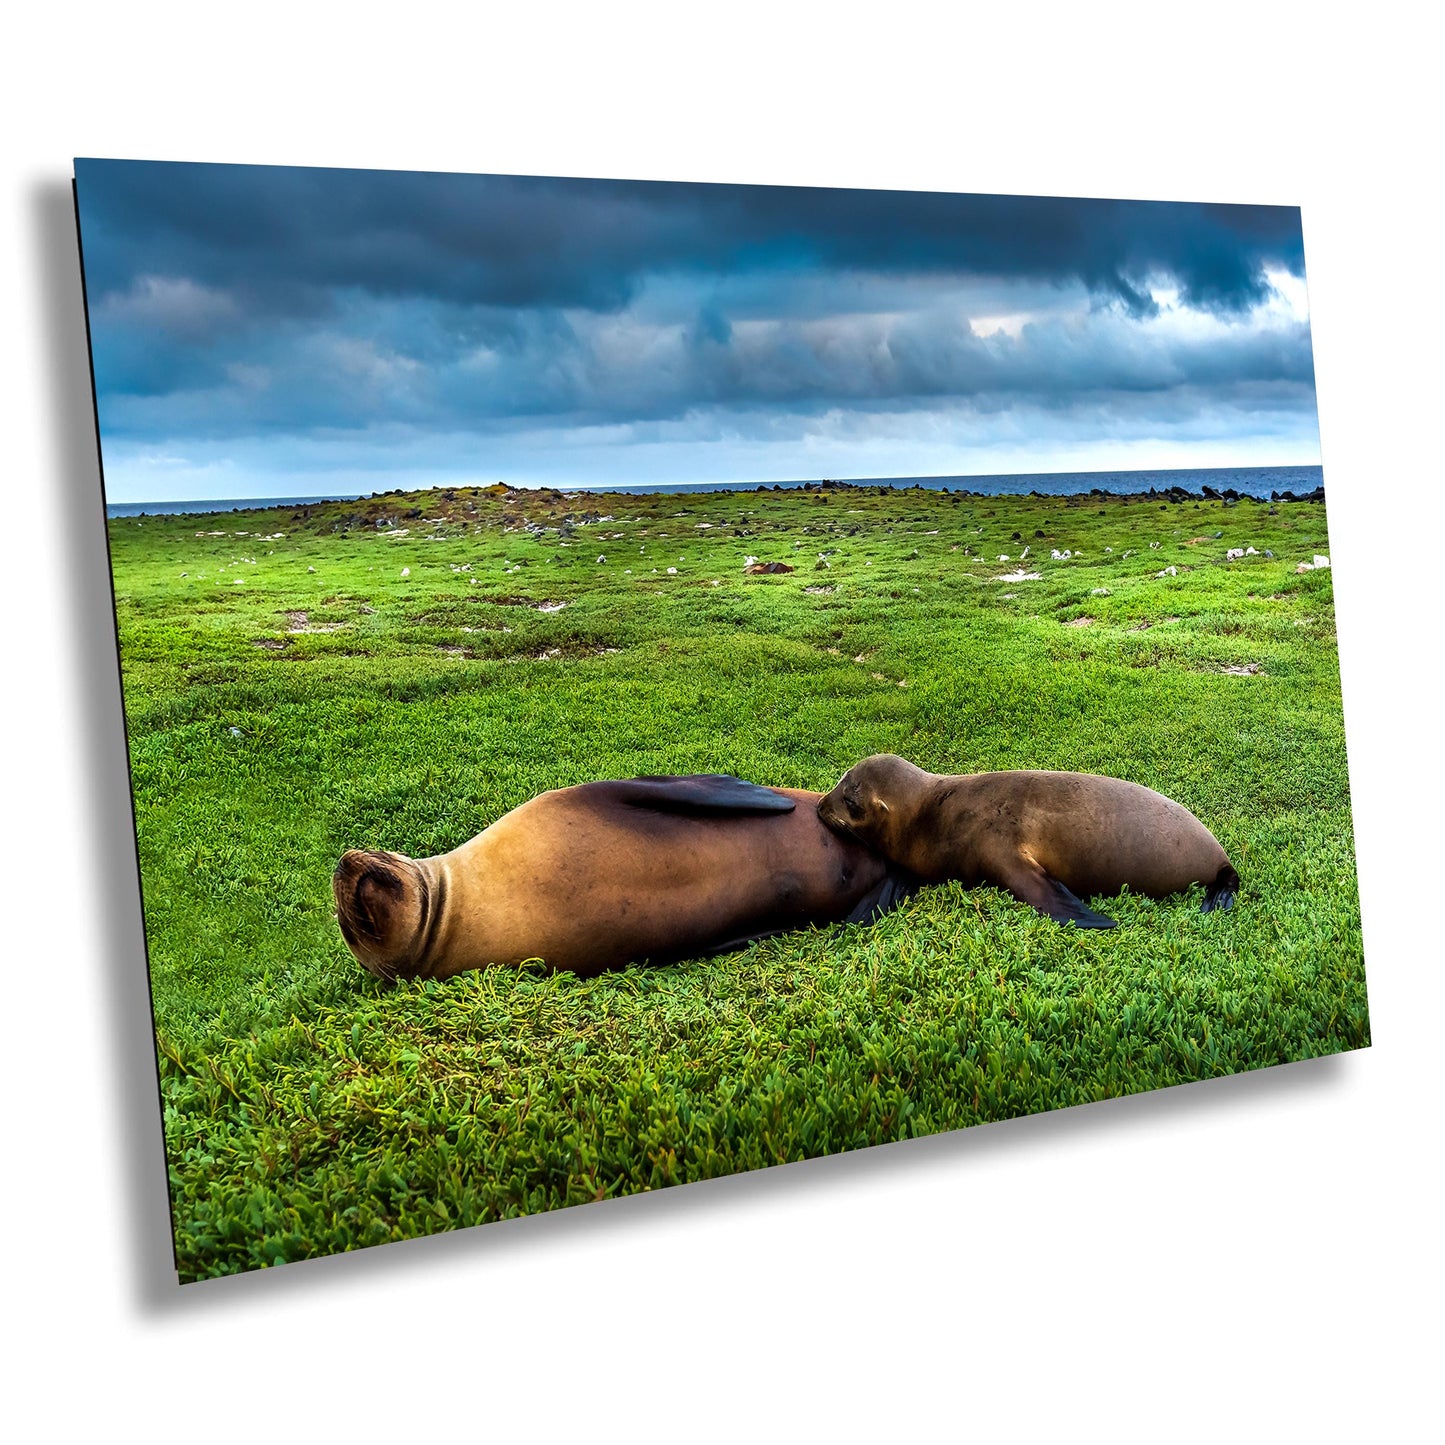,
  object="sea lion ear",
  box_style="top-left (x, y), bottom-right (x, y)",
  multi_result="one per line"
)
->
top-left (616, 775), bottom-right (797, 814)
